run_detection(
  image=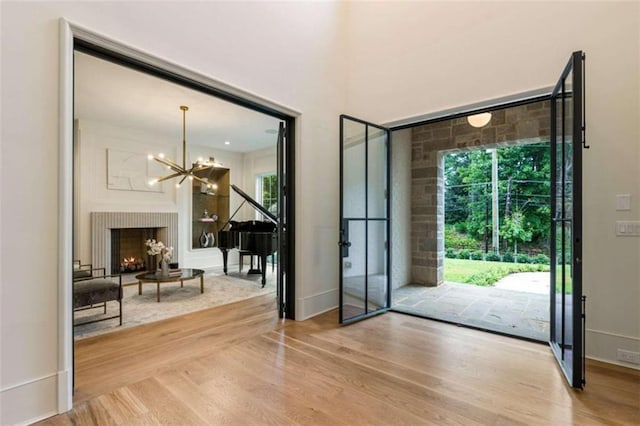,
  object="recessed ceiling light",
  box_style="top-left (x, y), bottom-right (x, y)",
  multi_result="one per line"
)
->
top-left (265, 129), bottom-right (278, 134)
top-left (224, 141), bottom-right (230, 145)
